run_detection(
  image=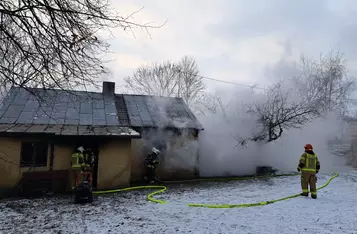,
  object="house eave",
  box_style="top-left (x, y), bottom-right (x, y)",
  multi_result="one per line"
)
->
top-left (0, 124), bottom-right (141, 138)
